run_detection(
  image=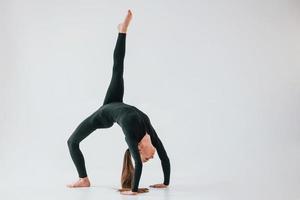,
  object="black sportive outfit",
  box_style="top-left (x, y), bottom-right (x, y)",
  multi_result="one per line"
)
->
top-left (67, 32), bottom-right (170, 192)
